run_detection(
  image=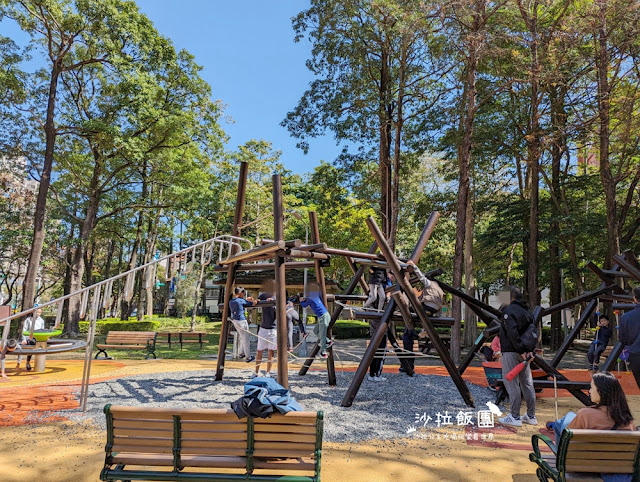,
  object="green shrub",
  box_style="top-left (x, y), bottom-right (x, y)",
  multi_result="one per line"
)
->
top-left (332, 320), bottom-right (370, 339)
top-left (78, 320), bottom-right (160, 335)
